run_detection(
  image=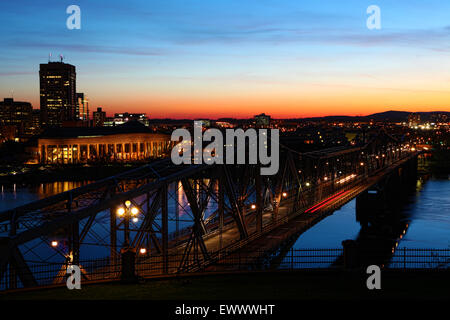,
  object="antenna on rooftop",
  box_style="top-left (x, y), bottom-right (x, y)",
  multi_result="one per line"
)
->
top-left (10, 89), bottom-right (14, 99)
top-left (48, 53), bottom-right (52, 62)
top-left (60, 54), bottom-right (64, 63)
